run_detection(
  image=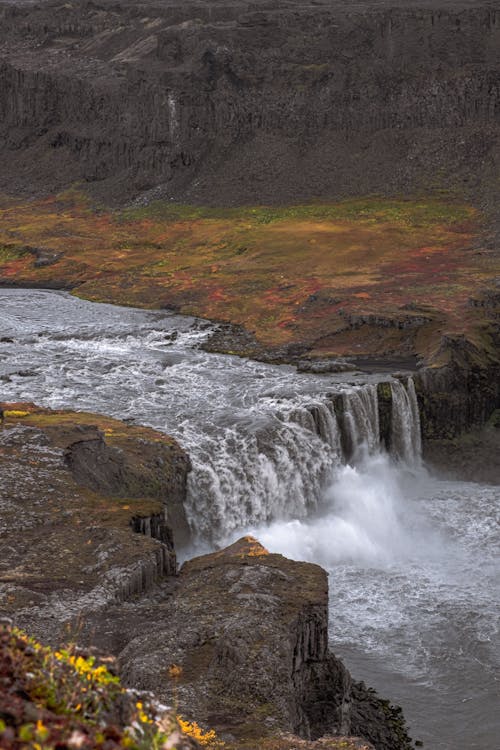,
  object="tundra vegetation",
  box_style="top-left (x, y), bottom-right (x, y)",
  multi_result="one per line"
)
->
top-left (0, 192), bottom-right (497, 364)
